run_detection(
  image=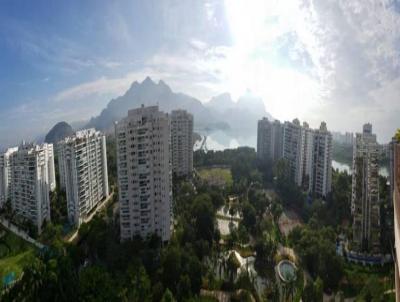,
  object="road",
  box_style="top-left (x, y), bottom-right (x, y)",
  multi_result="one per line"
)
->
top-left (0, 217), bottom-right (45, 249)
